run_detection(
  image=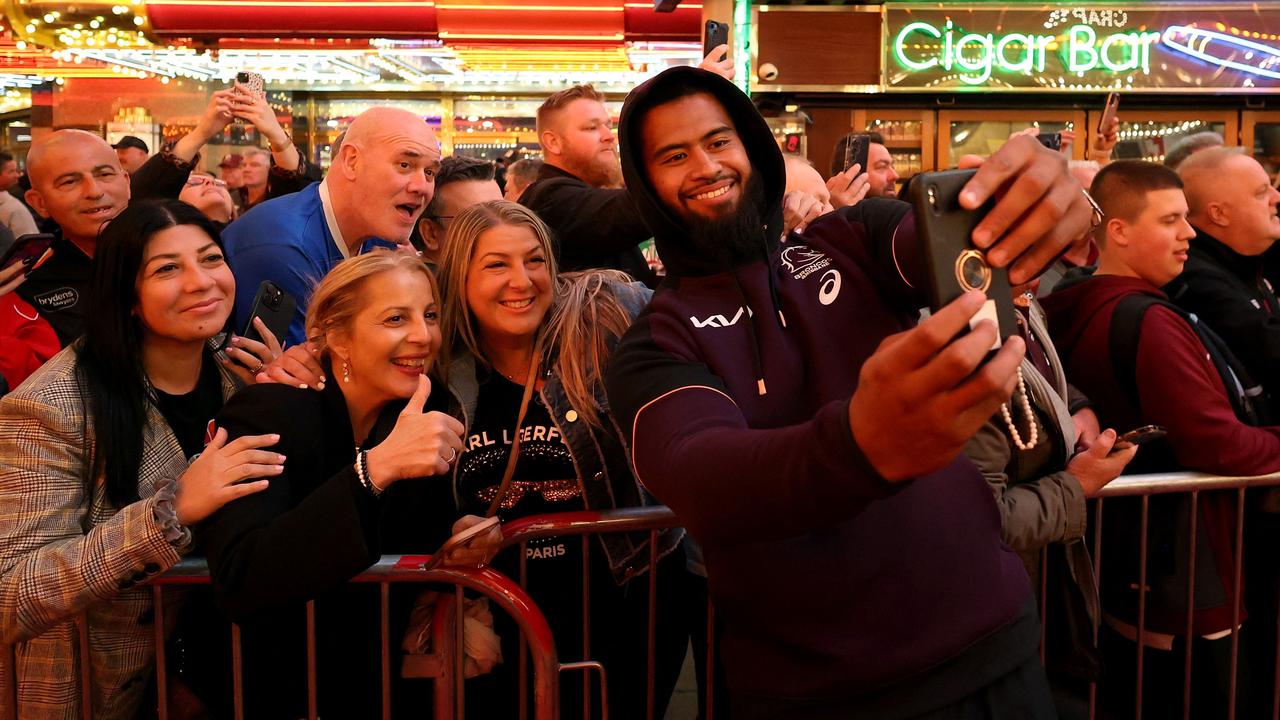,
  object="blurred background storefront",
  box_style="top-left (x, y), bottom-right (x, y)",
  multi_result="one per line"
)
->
top-left (749, 2), bottom-right (1280, 190)
top-left (0, 0), bottom-right (718, 169)
top-left (3, 1), bottom-right (1280, 183)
